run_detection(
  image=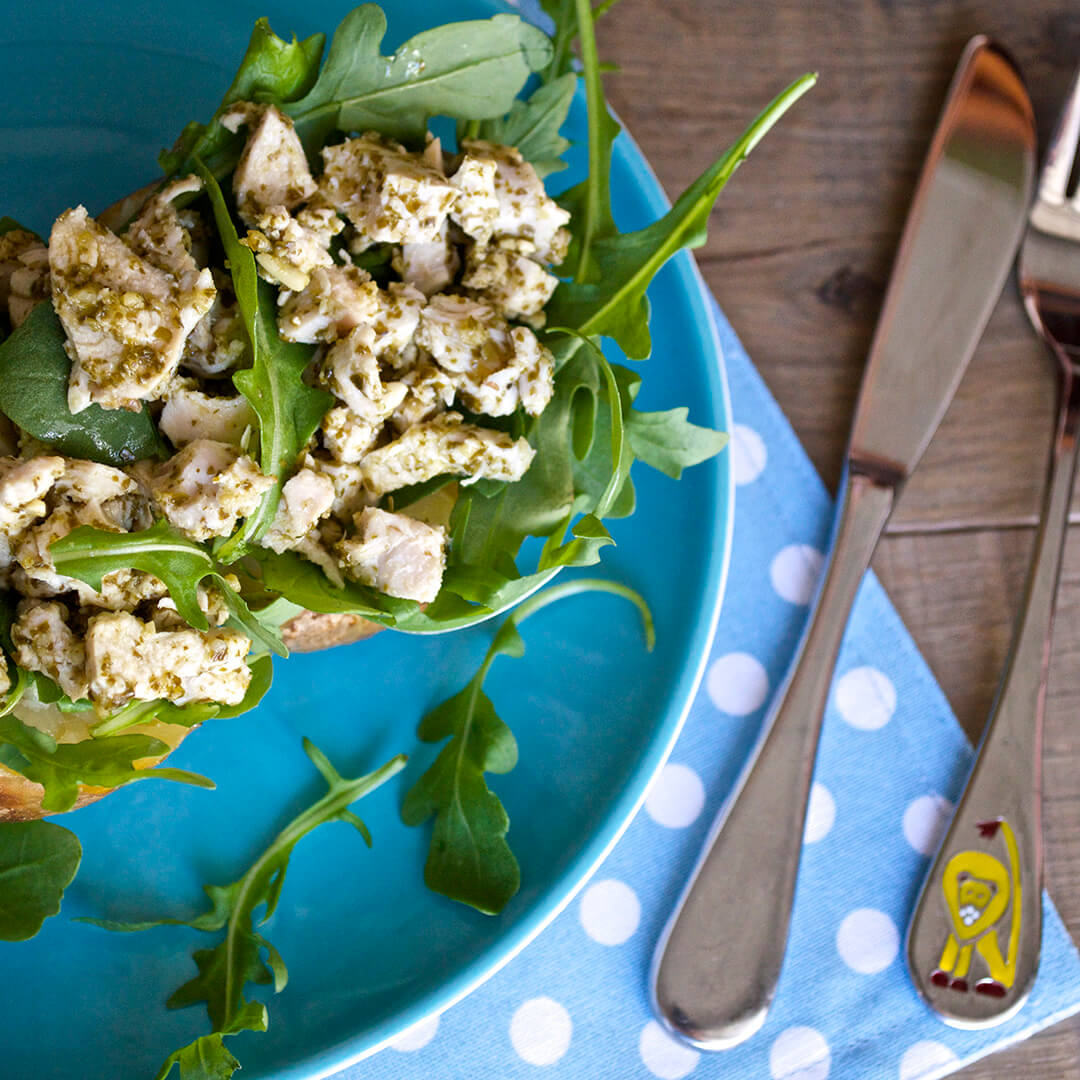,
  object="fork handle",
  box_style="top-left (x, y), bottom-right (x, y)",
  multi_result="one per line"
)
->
top-left (907, 373), bottom-right (1080, 1026)
top-left (651, 469), bottom-right (893, 1048)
